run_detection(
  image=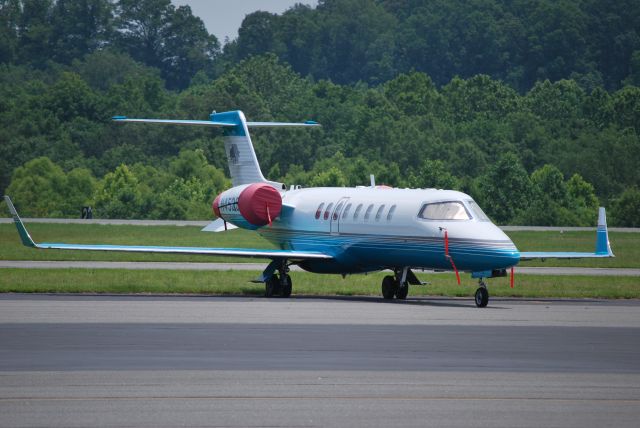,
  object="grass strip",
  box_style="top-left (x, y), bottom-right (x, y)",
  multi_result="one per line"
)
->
top-left (1, 269), bottom-right (638, 299)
